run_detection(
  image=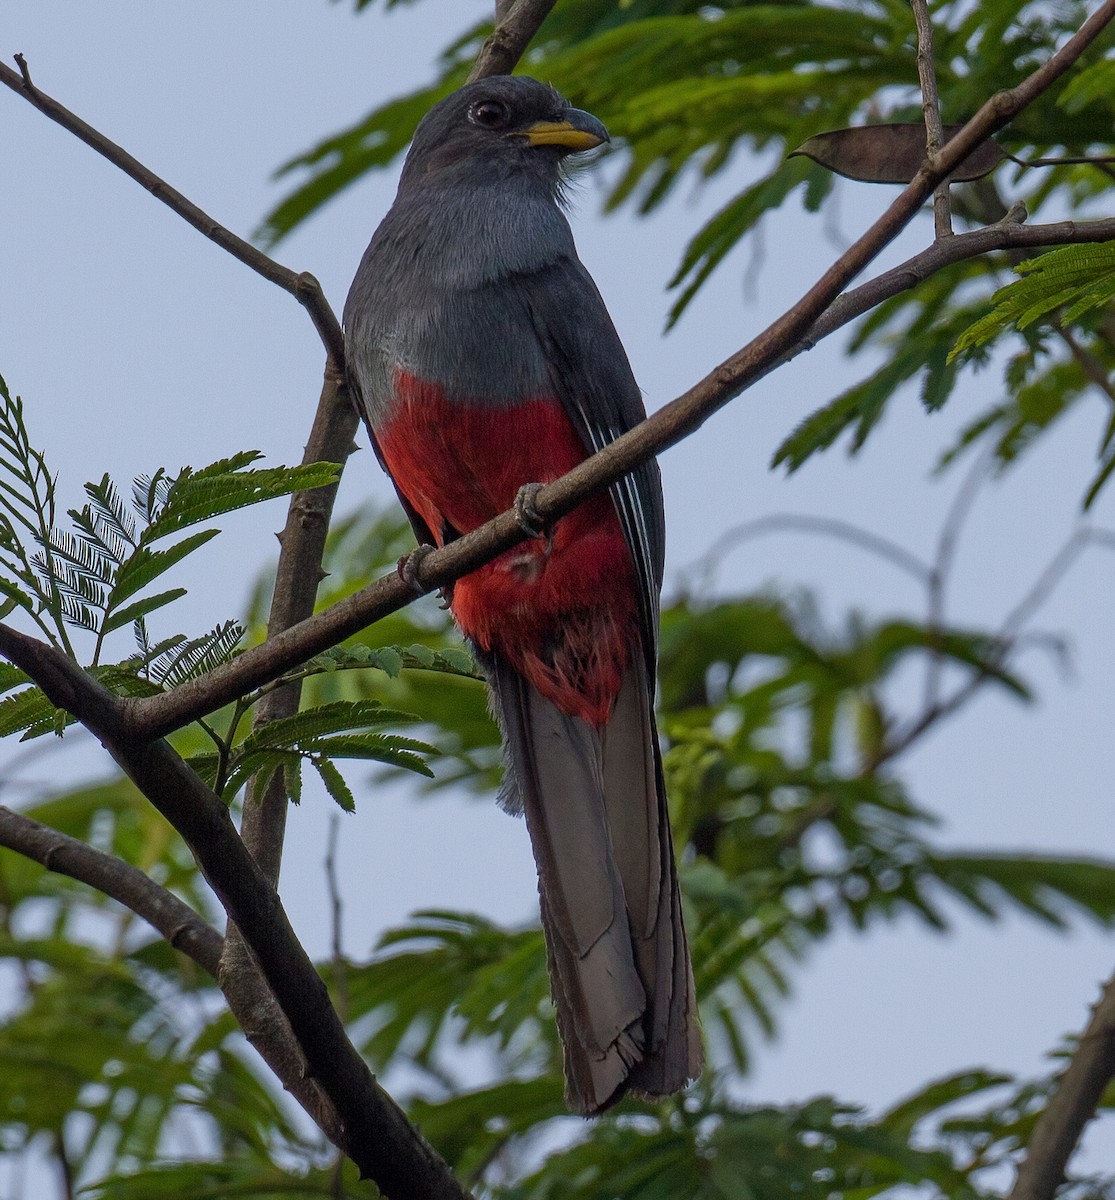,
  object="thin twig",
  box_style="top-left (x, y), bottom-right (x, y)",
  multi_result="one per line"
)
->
top-left (873, 526), bottom-right (1100, 768)
top-left (0, 56), bottom-right (344, 364)
top-left (689, 513), bottom-right (932, 595)
top-left (325, 813), bottom-right (349, 1025)
top-left (922, 445), bottom-right (994, 713)
top-left (910, 0), bottom-right (953, 236)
